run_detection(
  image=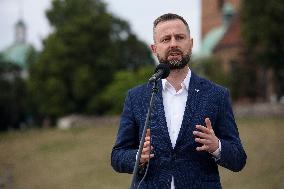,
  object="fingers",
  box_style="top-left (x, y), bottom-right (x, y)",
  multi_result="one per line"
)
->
top-left (142, 145), bottom-right (153, 153)
top-left (193, 130), bottom-right (210, 139)
top-left (194, 137), bottom-right (209, 145)
top-left (143, 129), bottom-right (151, 144)
top-left (196, 145), bottom-right (209, 151)
top-left (195, 125), bottom-right (211, 134)
top-left (141, 146), bottom-right (154, 156)
top-left (140, 154), bottom-right (154, 164)
top-left (140, 145), bottom-right (154, 164)
top-left (146, 128), bottom-right (150, 138)
top-left (205, 118), bottom-right (212, 130)
top-left (142, 139), bottom-right (152, 154)
top-left (205, 118), bottom-right (215, 136)
top-left (143, 129), bottom-right (152, 148)
top-left (195, 118), bottom-right (214, 135)
top-left (143, 140), bottom-right (151, 147)
top-left (141, 153), bottom-right (154, 159)
top-left (140, 128), bottom-right (154, 164)
top-left (193, 118), bottom-right (218, 153)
